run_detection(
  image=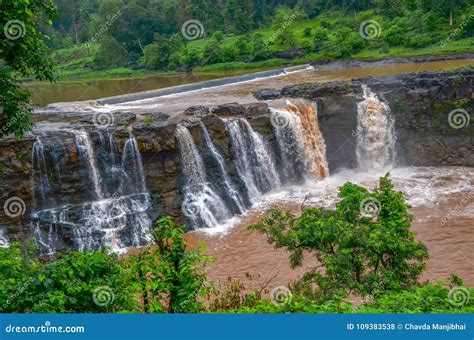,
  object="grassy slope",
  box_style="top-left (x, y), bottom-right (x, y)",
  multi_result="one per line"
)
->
top-left (40, 11), bottom-right (473, 84)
